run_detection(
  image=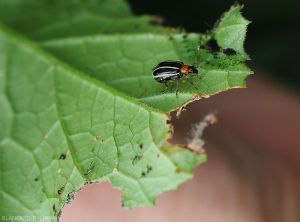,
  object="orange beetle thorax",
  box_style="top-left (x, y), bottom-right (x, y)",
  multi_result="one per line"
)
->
top-left (180, 64), bottom-right (190, 75)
